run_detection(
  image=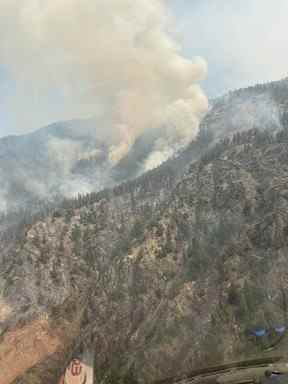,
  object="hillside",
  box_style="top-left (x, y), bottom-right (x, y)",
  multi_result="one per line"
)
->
top-left (1, 77), bottom-right (288, 216)
top-left (202, 77), bottom-right (288, 141)
top-left (1, 125), bottom-right (288, 383)
top-left (0, 118), bottom-right (180, 214)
